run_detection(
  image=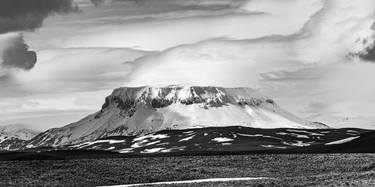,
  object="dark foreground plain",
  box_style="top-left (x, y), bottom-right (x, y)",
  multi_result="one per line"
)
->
top-left (0, 154), bottom-right (374, 186)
